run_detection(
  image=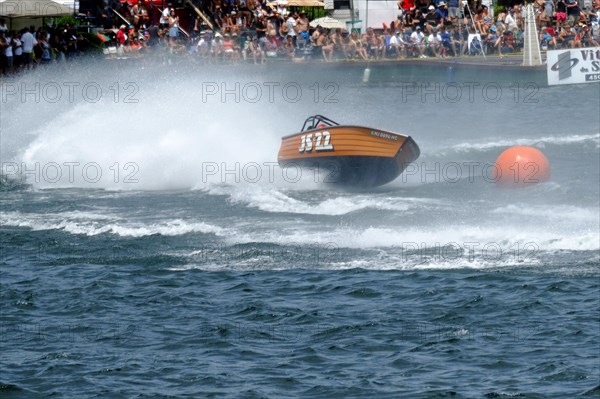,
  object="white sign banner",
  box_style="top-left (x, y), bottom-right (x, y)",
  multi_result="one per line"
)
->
top-left (547, 47), bottom-right (600, 85)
